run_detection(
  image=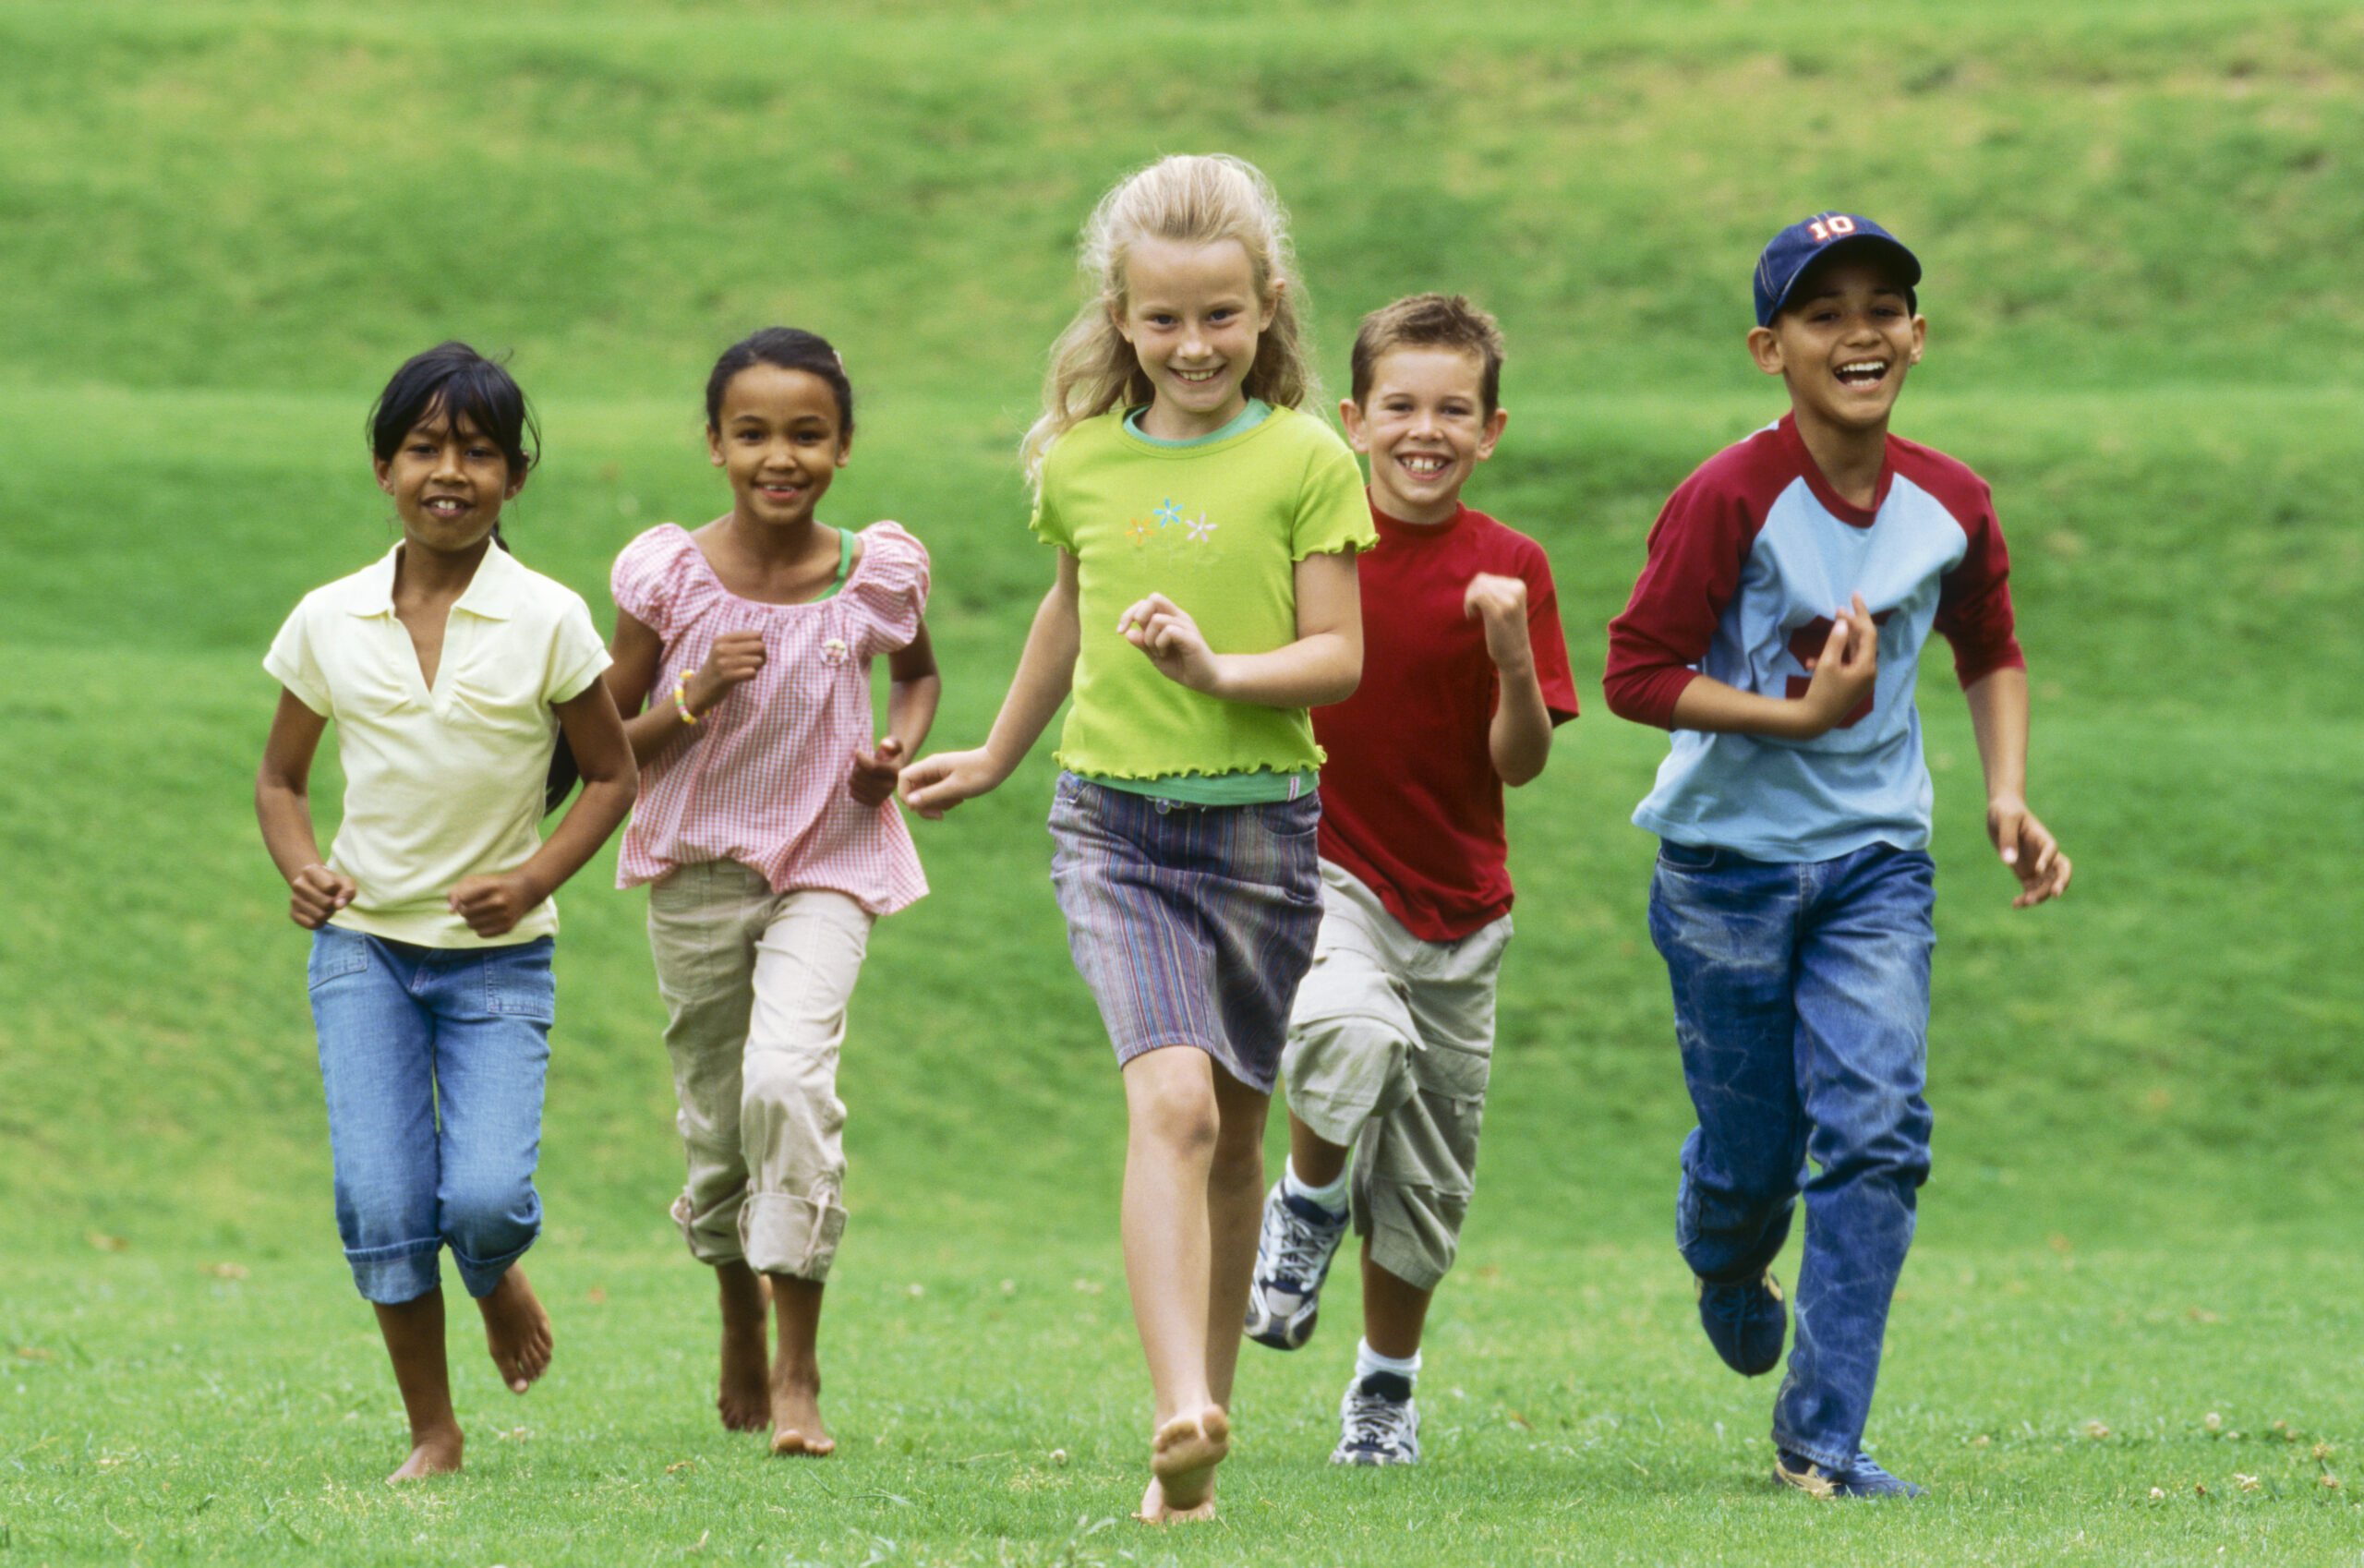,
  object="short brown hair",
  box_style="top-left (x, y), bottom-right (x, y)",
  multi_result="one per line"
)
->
top-left (1349, 293), bottom-right (1505, 416)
